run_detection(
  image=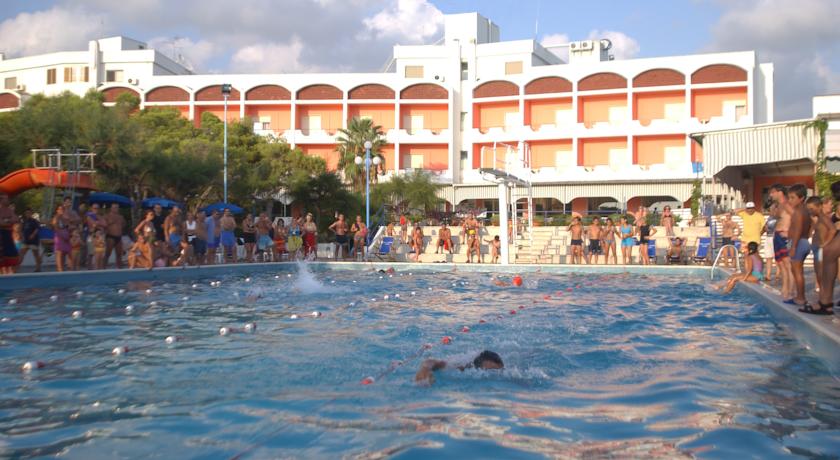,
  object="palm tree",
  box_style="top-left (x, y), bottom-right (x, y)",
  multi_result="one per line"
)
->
top-left (372, 170), bottom-right (444, 215)
top-left (336, 117), bottom-right (387, 192)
